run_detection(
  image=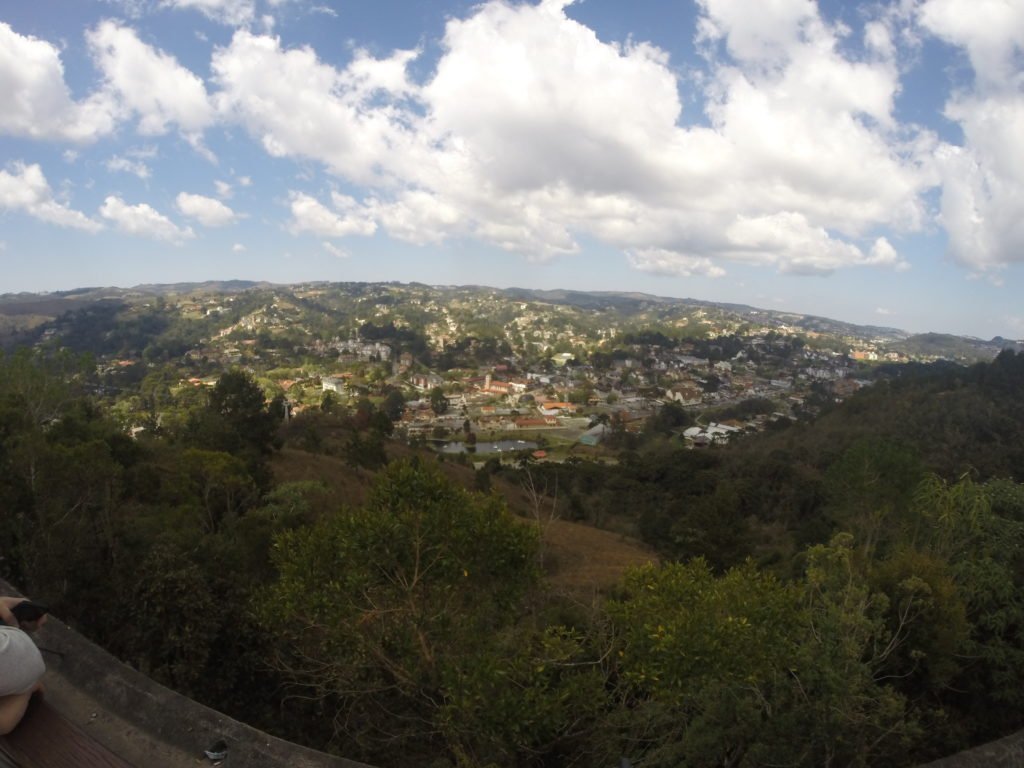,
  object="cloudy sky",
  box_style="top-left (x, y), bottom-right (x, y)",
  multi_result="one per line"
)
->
top-left (2, 0), bottom-right (1023, 338)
